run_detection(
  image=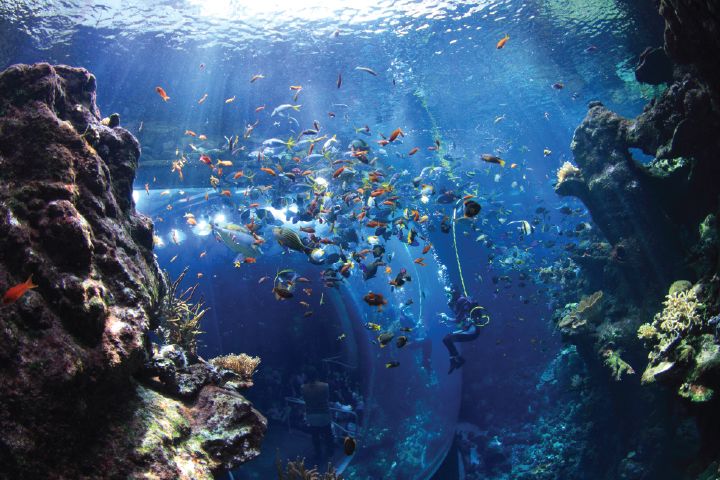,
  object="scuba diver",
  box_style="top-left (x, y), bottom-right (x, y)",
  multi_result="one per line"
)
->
top-left (441, 287), bottom-right (489, 374)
